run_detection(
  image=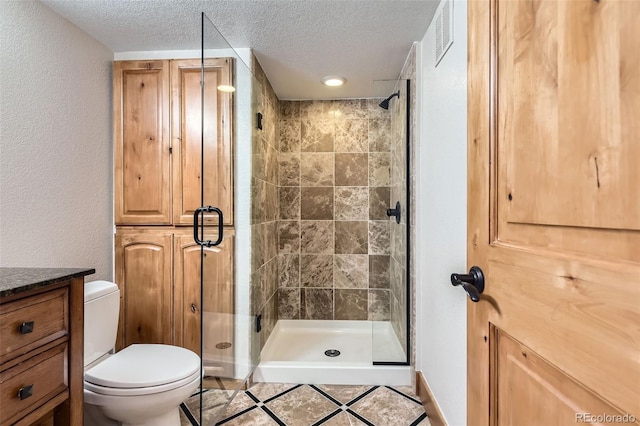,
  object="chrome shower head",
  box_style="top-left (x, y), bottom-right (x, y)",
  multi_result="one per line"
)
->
top-left (379, 91), bottom-right (400, 110)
